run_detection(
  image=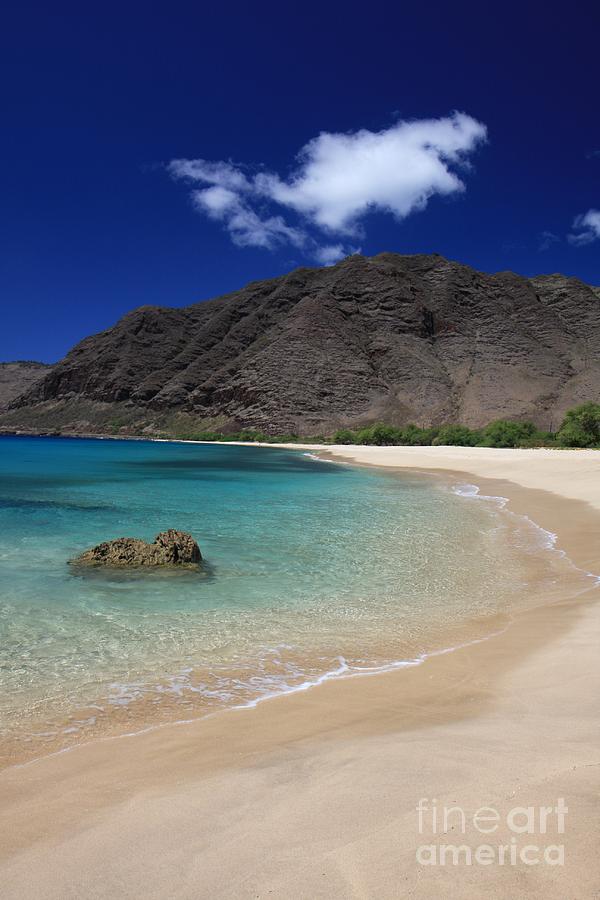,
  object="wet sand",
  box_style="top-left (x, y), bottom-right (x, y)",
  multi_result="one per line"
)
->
top-left (1, 446), bottom-right (599, 899)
